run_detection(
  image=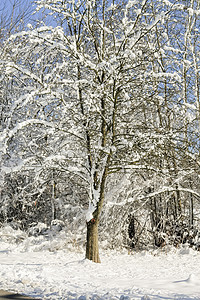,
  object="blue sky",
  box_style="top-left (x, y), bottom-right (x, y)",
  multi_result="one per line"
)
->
top-left (0, 0), bottom-right (34, 15)
top-left (1, 0), bottom-right (58, 29)
top-left (0, 0), bottom-right (40, 28)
